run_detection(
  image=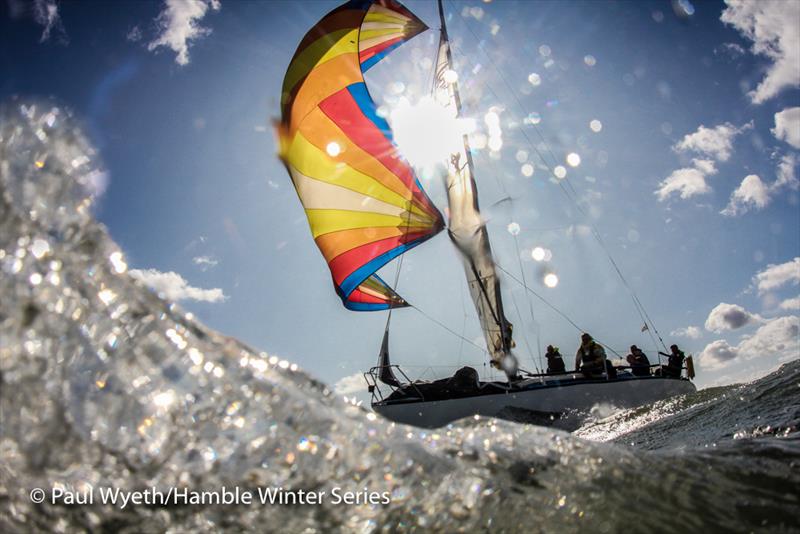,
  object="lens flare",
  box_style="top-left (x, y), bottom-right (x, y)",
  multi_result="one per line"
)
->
top-left (525, 112), bottom-right (541, 125)
top-left (521, 164), bottom-right (534, 177)
top-left (326, 142), bottom-right (341, 157)
top-left (544, 273), bottom-right (559, 288)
